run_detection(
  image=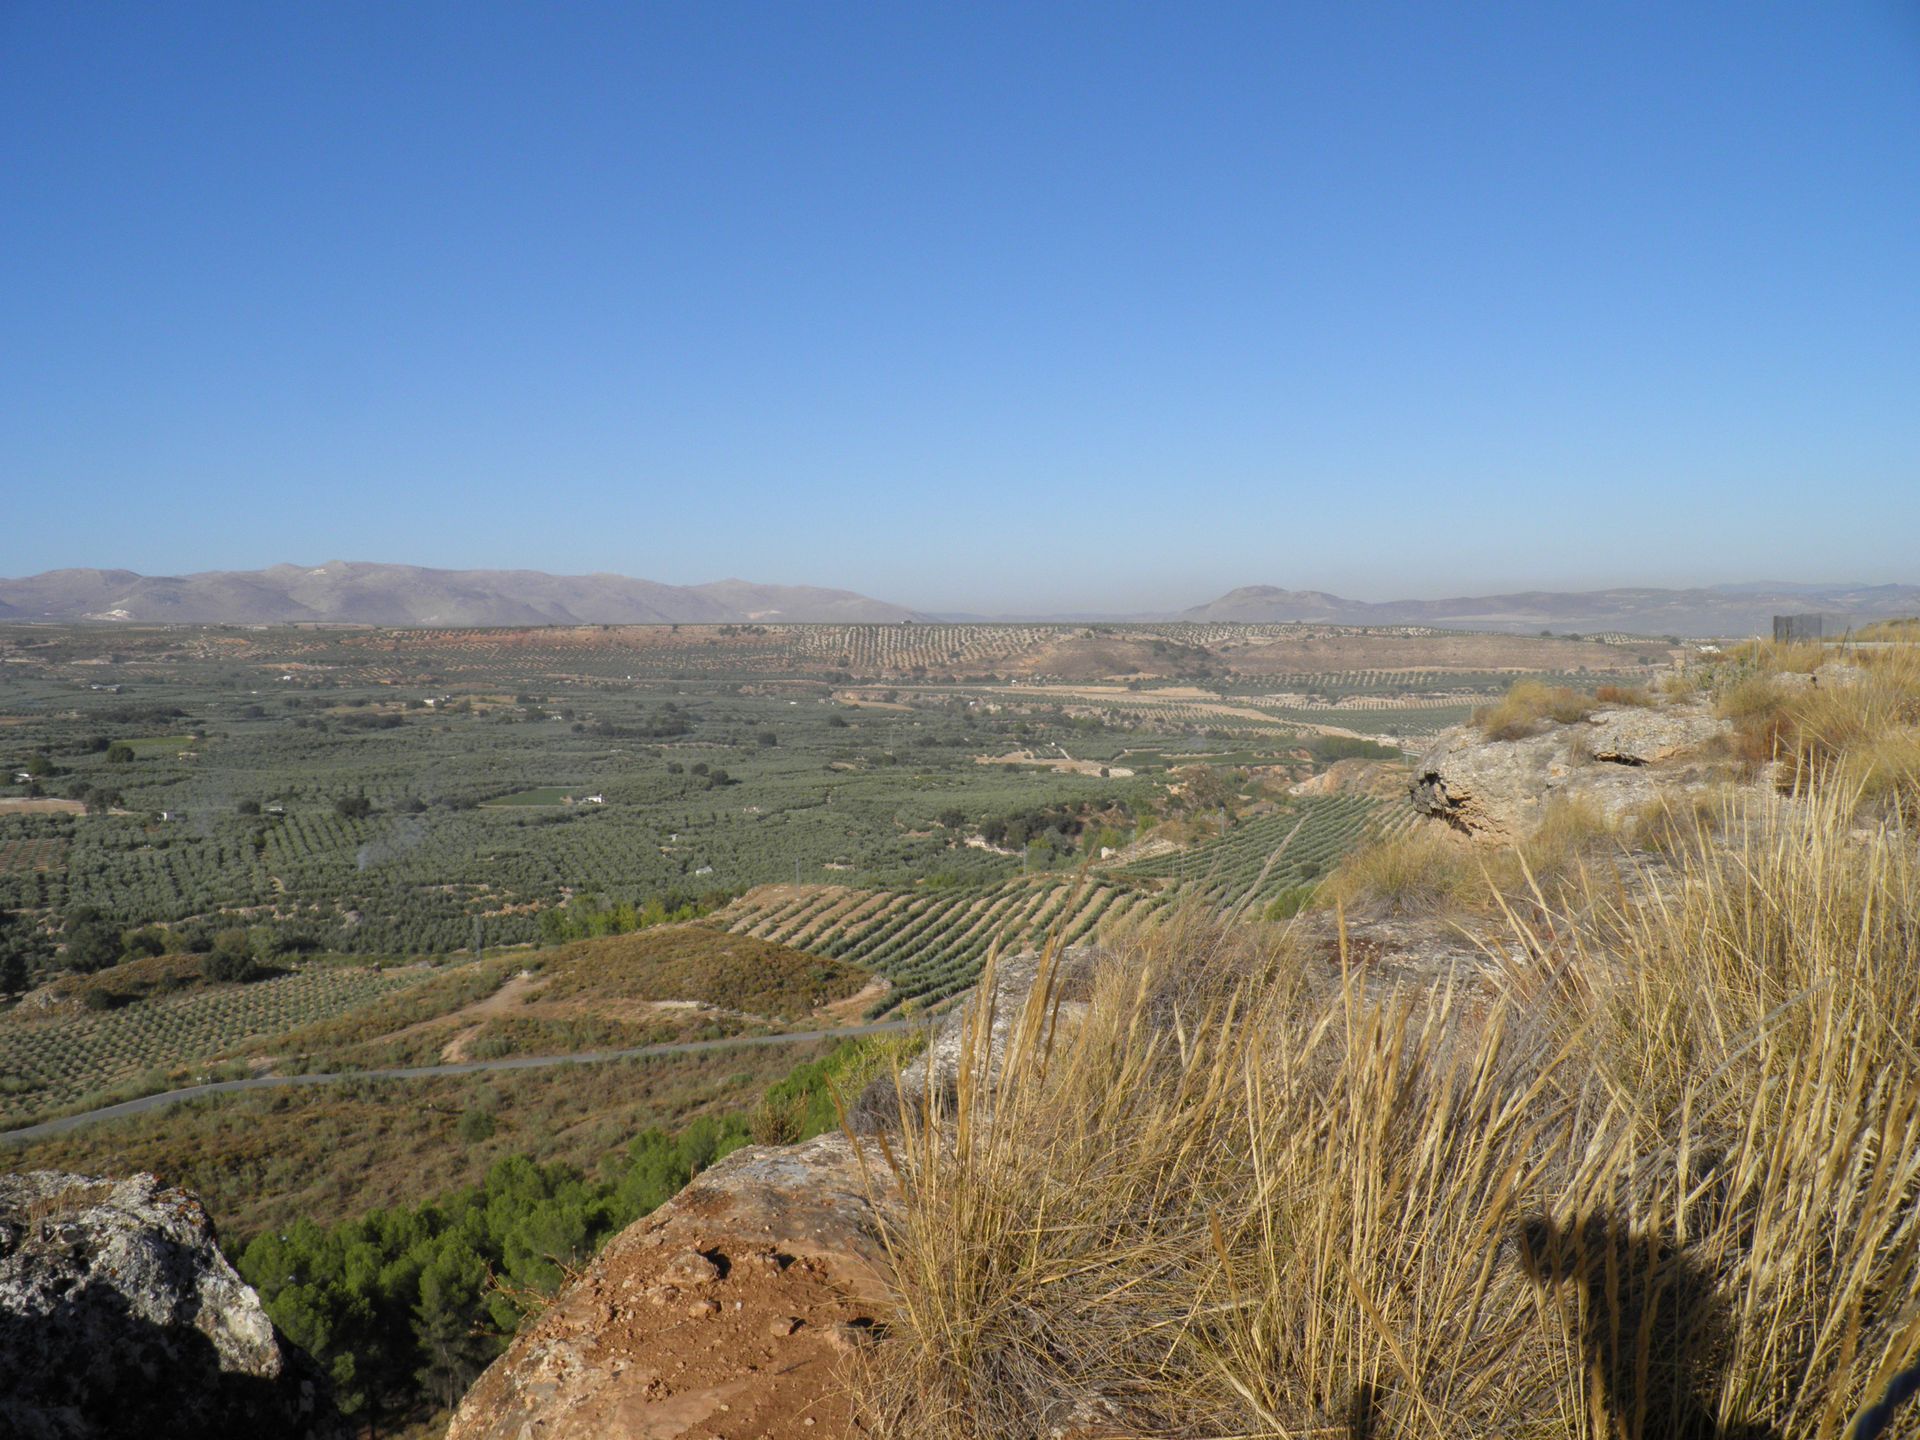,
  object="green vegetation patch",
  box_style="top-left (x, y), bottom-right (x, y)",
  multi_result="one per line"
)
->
top-left (1119, 794), bottom-right (1394, 908)
top-left (480, 786), bottom-right (578, 807)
